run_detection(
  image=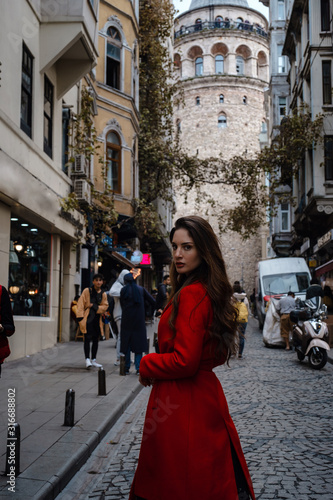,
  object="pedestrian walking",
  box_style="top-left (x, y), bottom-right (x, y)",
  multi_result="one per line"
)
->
top-left (233, 282), bottom-right (250, 359)
top-left (120, 273), bottom-right (156, 374)
top-left (109, 269), bottom-right (131, 365)
top-left (155, 274), bottom-right (170, 316)
top-left (76, 273), bottom-right (109, 369)
top-left (129, 215), bottom-right (255, 500)
top-left (0, 285), bottom-right (15, 377)
top-left (276, 291), bottom-right (296, 350)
